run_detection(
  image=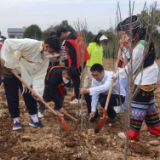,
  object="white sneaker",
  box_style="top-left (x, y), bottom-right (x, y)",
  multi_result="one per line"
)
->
top-left (55, 110), bottom-right (64, 117)
top-left (38, 111), bottom-right (44, 118)
top-left (70, 98), bottom-right (82, 105)
top-left (13, 122), bottom-right (22, 131)
top-left (118, 132), bottom-right (126, 139)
